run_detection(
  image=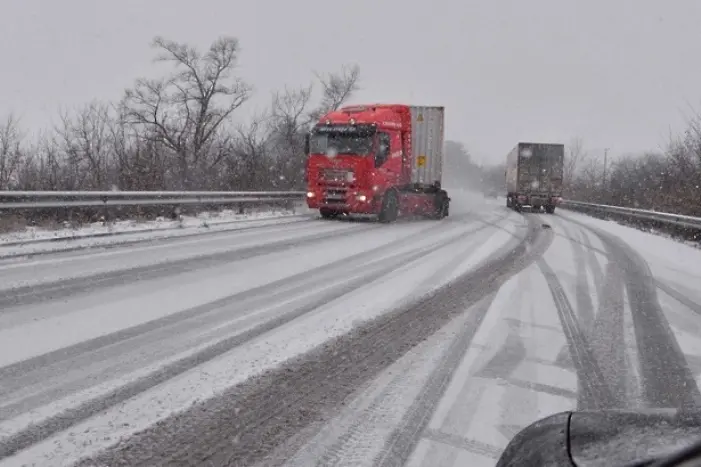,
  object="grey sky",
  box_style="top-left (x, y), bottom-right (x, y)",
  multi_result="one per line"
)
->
top-left (3, 0), bottom-right (701, 165)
